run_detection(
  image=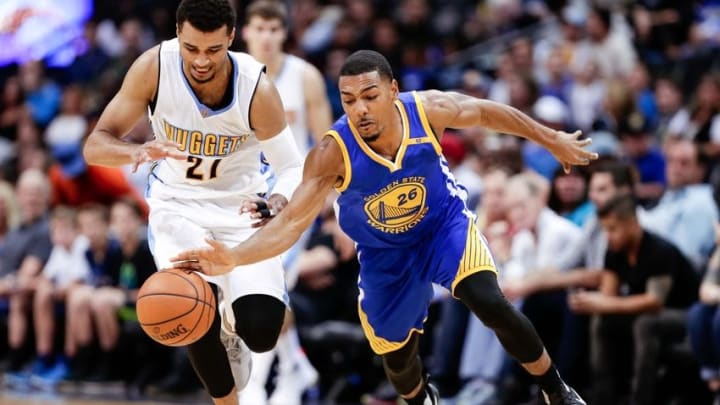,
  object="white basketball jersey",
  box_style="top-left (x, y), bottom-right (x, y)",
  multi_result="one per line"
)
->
top-left (148, 39), bottom-right (267, 200)
top-left (273, 54), bottom-right (310, 155)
